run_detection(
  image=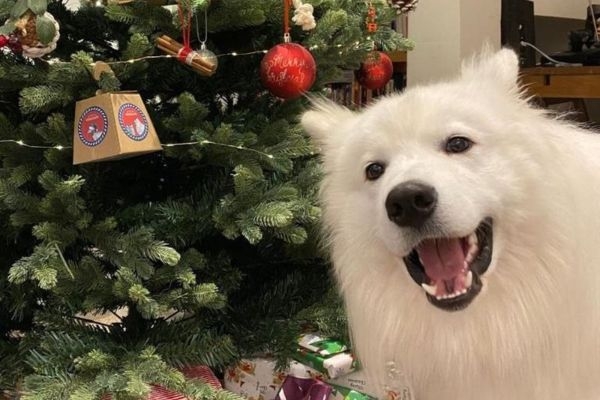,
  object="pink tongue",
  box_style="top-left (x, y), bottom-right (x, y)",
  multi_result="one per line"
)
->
top-left (416, 238), bottom-right (465, 281)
